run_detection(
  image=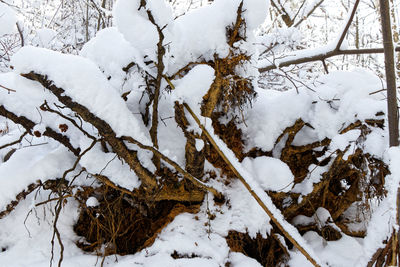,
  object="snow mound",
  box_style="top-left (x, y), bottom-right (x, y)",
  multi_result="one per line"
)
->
top-left (11, 46), bottom-right (150, 145)
top-left (242, 156), bottom-right (294, 192)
